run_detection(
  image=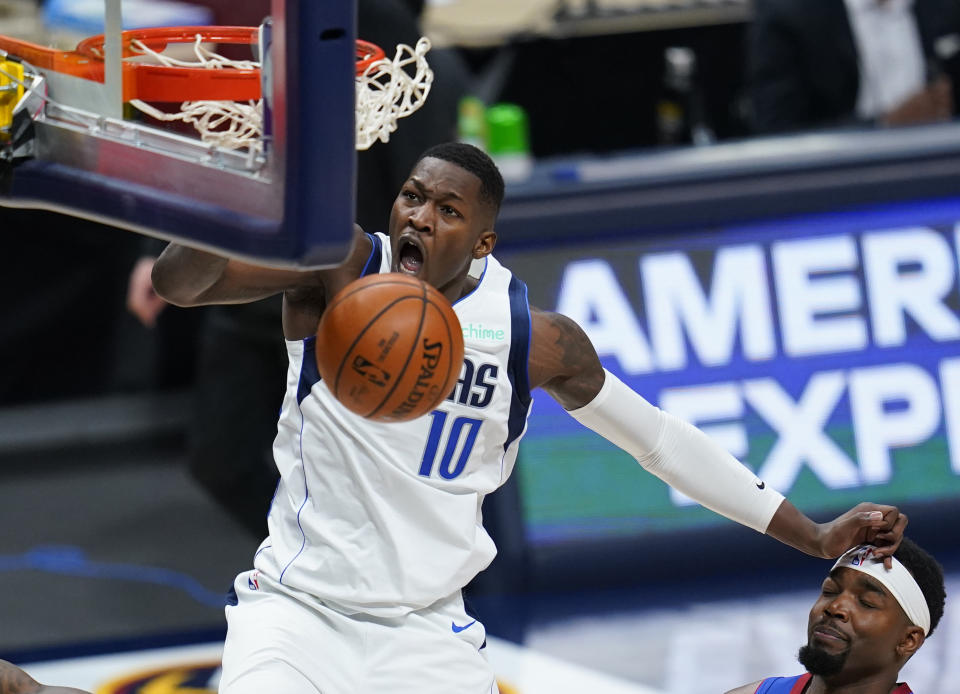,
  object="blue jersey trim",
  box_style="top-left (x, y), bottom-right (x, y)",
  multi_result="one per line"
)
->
top-left (756, 675), bottom-right (808, 693)
top-left (282, 339), bottom-right (316, 582)
top-left (280, 406), bottom-right (310, 584)
top-left (300, 234), bottom-right (378, 407)
top-left (284, 236), bottom-right (377, 577)
top-left (297, 336), bottom-right (322, 405)
top-left (361, 232), bottom-right (383, 277)
top-left (503, 275), bottom-right (532, 454)
top-left (462, 591), bottom-right (487, 650)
